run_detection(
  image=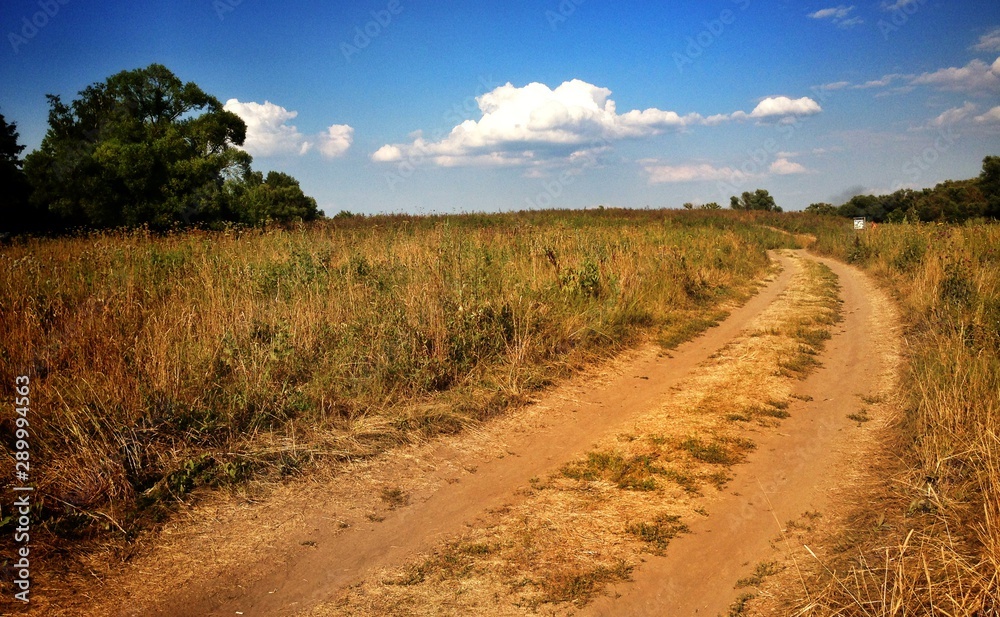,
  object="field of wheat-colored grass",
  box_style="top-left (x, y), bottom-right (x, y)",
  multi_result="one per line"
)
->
top-left (0, 209), bottom-right (793, 574)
